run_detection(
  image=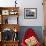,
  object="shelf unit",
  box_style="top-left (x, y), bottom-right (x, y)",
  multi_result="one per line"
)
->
top-left (0, 7), bottom-right (19, 24)
top-left (0, 7), bottom-right (19, 46)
